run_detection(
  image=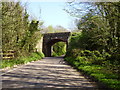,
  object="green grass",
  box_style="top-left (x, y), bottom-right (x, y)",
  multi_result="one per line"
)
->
top-left (2, 52), bottom-right (44, 68)
top-left (65, 57), bottom-right (120, 90)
